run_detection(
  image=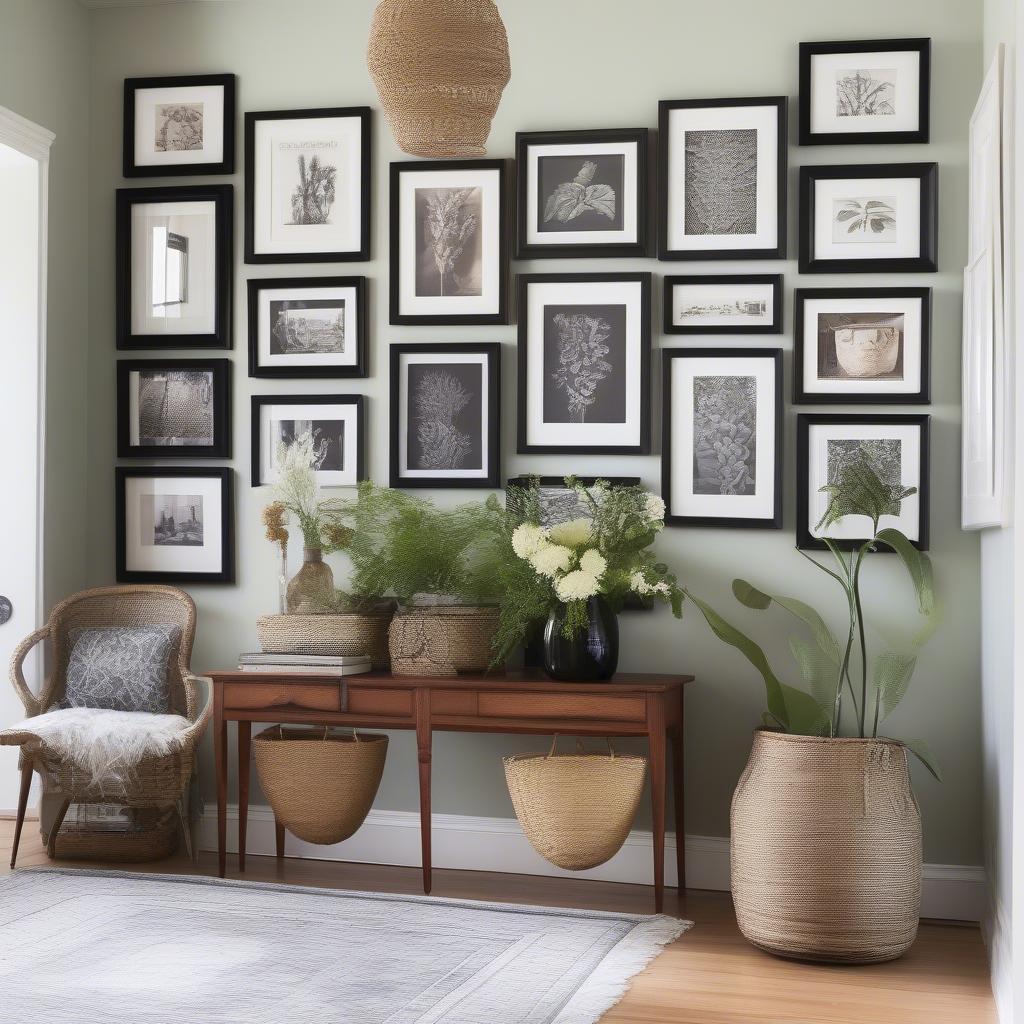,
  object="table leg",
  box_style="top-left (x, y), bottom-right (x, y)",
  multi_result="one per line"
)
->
top-left (647, 695), bottom-right (666, 914)
top-left (213, 686), bottom-right (226, 878)
top-left (237, 721), bottom-right (251, 872)
top-left (672, 727), bottom-right (685, 893)
top-left (275, 817), bottom-right (285, 860)
top-left (416, 689), bottom-right (432, 895)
